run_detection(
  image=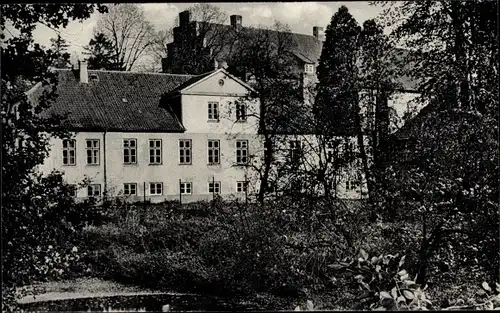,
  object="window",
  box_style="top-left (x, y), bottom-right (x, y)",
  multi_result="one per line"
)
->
top-left (236, 181), bottom-right (248, 193)
top-left (62, 139), bottom-right (76, 165)
top-left (179, 140), bottom-right (192, 164)
top-left (208, 181), bottom-right (221, 194)
top-left (87, 184), bottom-right (101, 197)
top-left (207, 140), bottom-right (220, 164)
top-left (149, 139), bottom-right (162, 164)
top-left (68, 184), bottom-right (77, 197)
top-left (236, 103), bottom-right (247, 121)
top-left (235, 140), bottom-right (248, 165)
top-left (86, 139), bottom-right (100, 165)
top-left (208, 102), bottom-right (219, 120)
top-left (346, 179), bottom-right (357, 191)
top-left (123, 139), bottom-right (137, 164)
top-left (304, 64), bottom-right (314, 74)
top-left (289, 140), bottom-right (302, 163)
top-left (149, 182), bottom-right (163, 195)
top-left (180, 182), bottom-right (192, 195)
top-left (124, 183), bottom-right (137, 196)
